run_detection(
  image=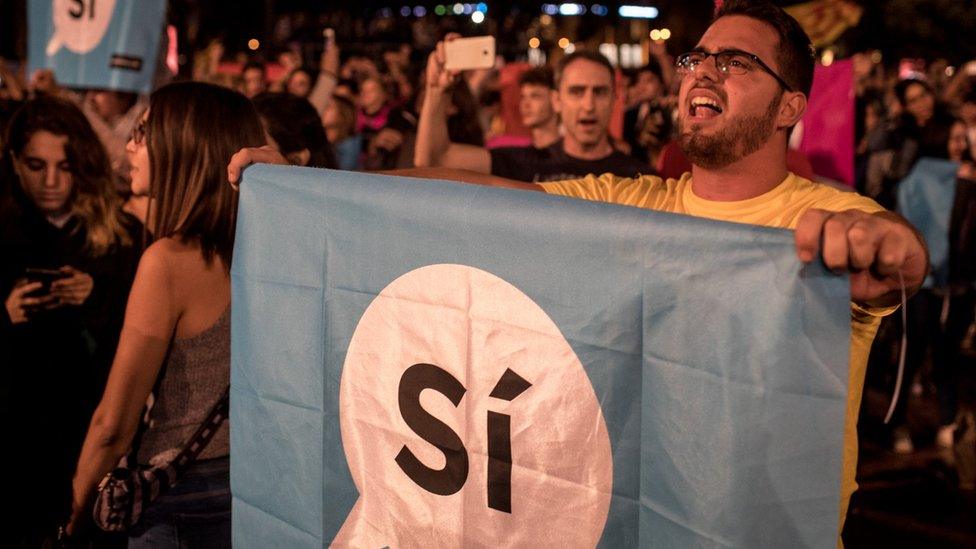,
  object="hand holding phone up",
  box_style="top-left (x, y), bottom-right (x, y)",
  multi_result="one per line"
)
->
top-left (426, 33), bottom-right (463, 95)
